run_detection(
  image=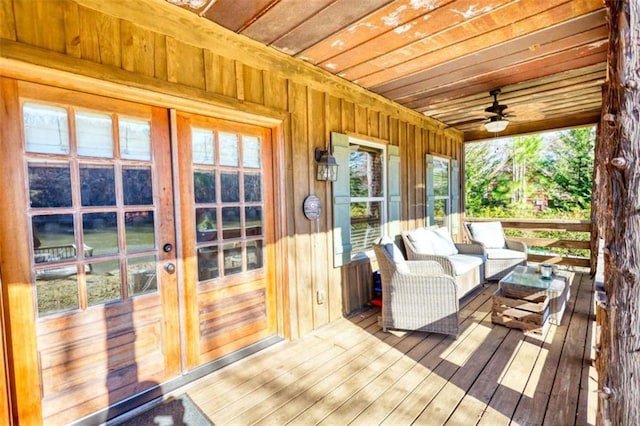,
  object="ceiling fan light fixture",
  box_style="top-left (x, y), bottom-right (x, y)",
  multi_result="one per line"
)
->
top-left (484, 117), bottom-right (509, 133)
top-left (483, 89), bottom-right (510, 133)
